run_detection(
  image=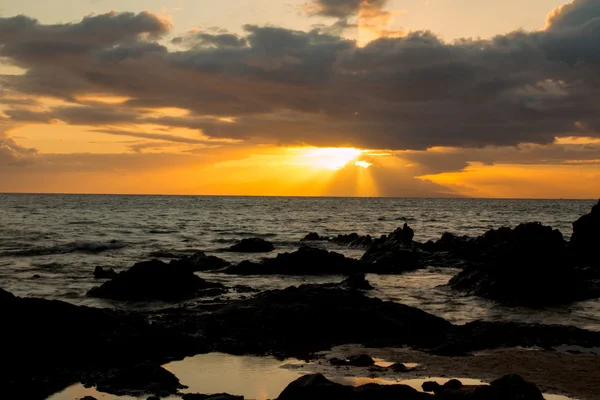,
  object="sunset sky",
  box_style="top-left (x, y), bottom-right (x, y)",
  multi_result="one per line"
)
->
top-left (1, 0), bottom-right (599, 198)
